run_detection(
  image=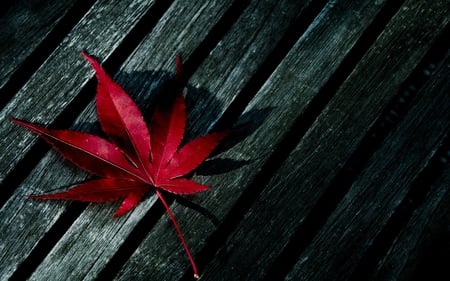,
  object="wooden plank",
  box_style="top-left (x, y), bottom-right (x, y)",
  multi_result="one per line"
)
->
top-left (368, 168), bottom-right (450, 281)
top-left (26, 0), bottom-right (318, 279)
top-left (0, 0), bottom-right (160, 279)
top-left (195, 1), bottom-right (450, 280)
top-left (0, 0), bottom-right (81, 91)
top-left (285, 54), bottom-right (450, 281)
top-left (114, 0), bottom-right (404, 279)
